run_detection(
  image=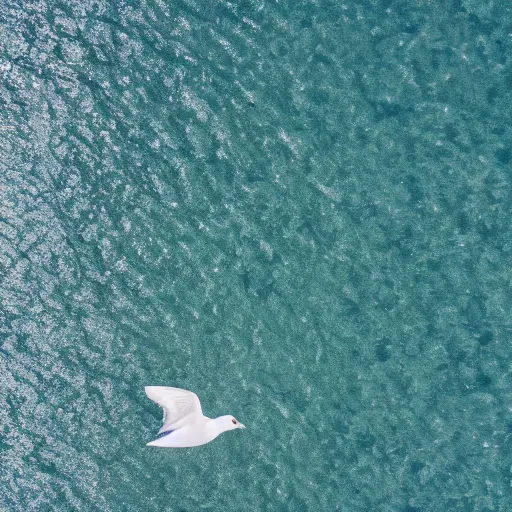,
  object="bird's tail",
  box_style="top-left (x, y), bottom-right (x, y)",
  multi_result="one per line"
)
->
top-left (146, 436), bottom-right (172, 447)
